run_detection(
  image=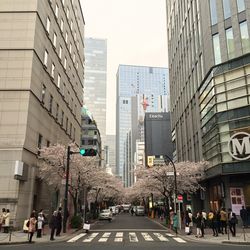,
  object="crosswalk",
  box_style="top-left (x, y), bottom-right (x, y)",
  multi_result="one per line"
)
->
top-left (67, 231), bottom-right (187, 244)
